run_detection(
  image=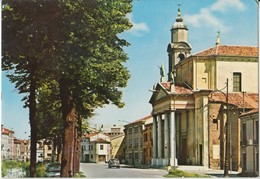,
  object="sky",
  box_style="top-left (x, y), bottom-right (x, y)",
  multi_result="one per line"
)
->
top-left (1, 0), bottom-right (259, 139)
